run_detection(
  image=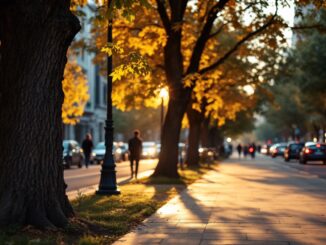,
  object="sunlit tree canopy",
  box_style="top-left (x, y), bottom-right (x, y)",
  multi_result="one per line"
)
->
top-left (62, 59), bottom-right (90, 125)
